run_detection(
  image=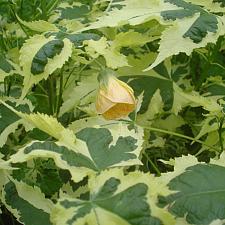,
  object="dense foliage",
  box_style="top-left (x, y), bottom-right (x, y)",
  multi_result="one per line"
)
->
top-left (0, 0), bottom-right (225, 224)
